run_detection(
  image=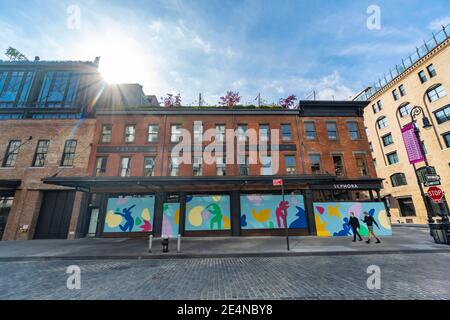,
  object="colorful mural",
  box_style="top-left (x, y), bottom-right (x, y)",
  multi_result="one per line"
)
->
top-left (104, 196), bottom-right (155, 233)
top-left (313, 202), bottom-right (392, 237)
top-left (162, 202), bottom-right (180, 237)
top-left (185, 195), bottom-right (231, 231)
top-left (240, 194), bottom-right (307, 230)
